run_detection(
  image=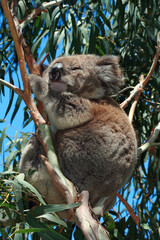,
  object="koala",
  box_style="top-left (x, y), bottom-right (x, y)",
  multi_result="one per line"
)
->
top-left (19, 55), bottom-right (137, 218)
